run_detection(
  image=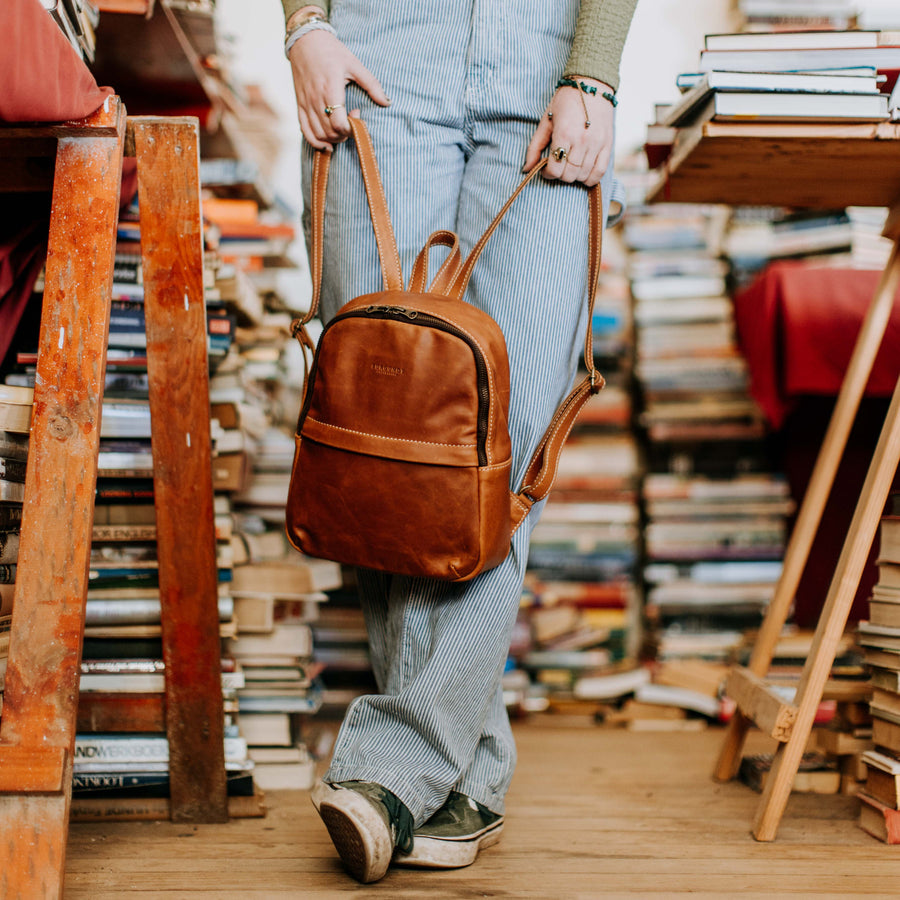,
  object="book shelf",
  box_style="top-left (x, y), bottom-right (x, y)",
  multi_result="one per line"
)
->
top-left (0, 106), bottom-right (229, 898)
top-left (649, 119), bottom-right (900, 841)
